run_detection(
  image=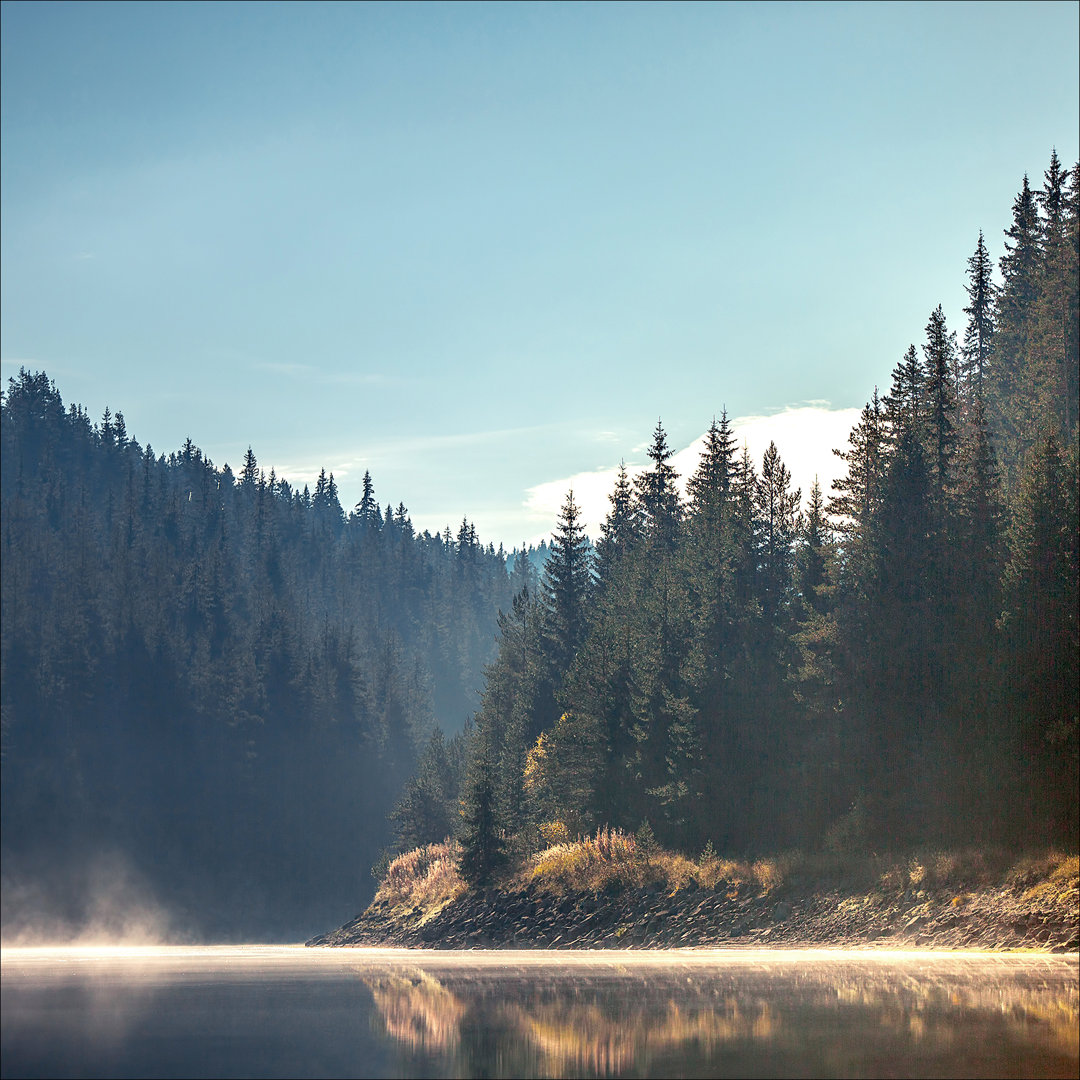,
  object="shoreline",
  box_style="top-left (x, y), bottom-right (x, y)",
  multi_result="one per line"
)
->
top-left (308, 874), bottom-right (1080, 953)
